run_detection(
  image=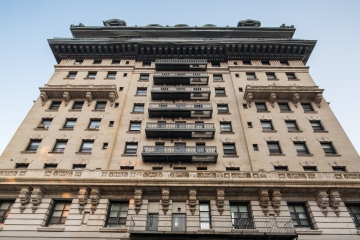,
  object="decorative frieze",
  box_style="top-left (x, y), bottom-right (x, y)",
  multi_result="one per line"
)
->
top-left (259, 189), bottom-right (270, 216)
top-left (31, 187), bottom-right (44, 213)
top-left (78, 187), bottom-right (90, 214)
top-left (328, 190), bottom-right (341, 217)
top-left (188, 188), bottom-right (197, 215)
top-left (316, 191), bottom-right (329, 216)
top-left (161, 188), bottom-right (170, 215)
top-left (90, 187), bottom-right (101, 214)
top-left (19, 186), bottom-right (32, 213)
top-left (216, 188), bottom-right (225, 215)
top-left (134, 188), bottom-right (143, 215)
